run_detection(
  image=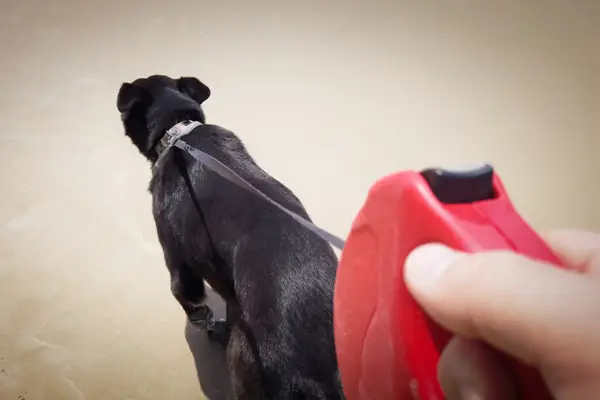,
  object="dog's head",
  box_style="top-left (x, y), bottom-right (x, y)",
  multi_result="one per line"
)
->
top-left (117, 75), bottom-right (211, 161)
